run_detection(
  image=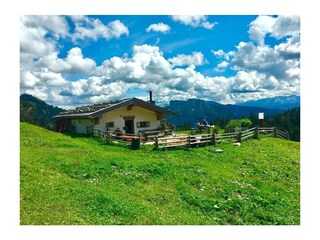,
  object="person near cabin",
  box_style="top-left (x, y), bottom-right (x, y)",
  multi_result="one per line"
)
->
top-left (114, 127), bottom-right (123, 136)
top-left (202, 118), bottom-right (208, 127)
